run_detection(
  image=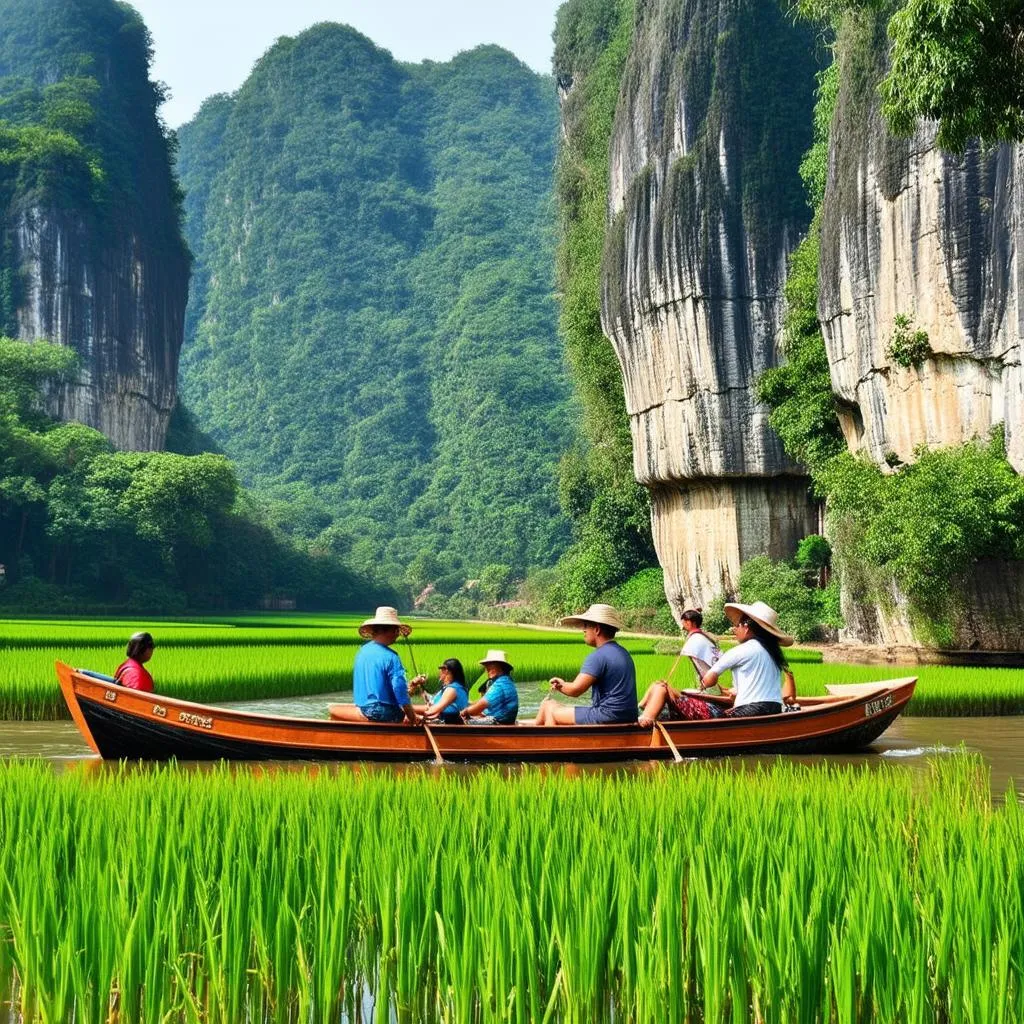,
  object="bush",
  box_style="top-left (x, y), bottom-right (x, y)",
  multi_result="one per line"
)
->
top-left (615, 567), bottom-right (666, 609)
top-left (737, 556), bottom-right (827, 642)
